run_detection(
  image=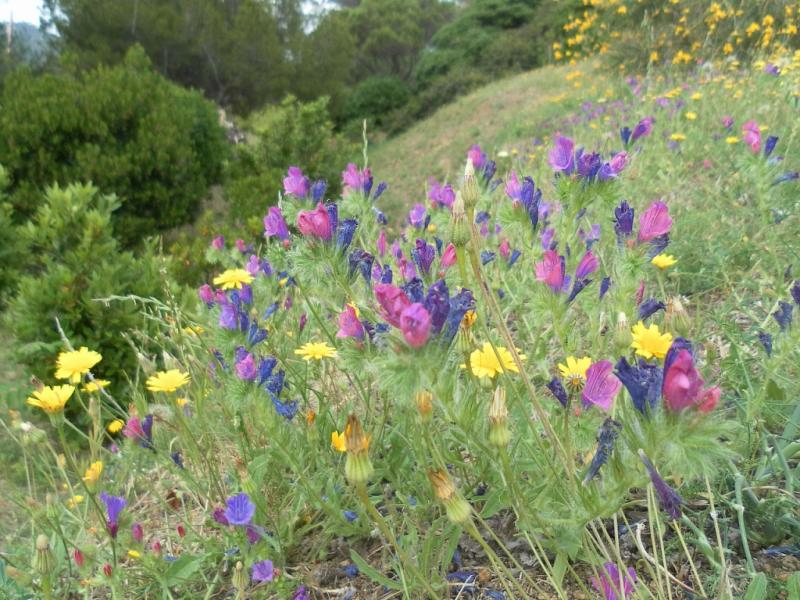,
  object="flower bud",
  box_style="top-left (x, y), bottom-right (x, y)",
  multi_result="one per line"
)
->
top-left (344, 415), bottom-right (373, 485)
top-left (131, 522), bottom-right (143, 543)
top-left (428, 469), bottom-right (471, 525)
top-left (176, 524), bottom-right (186, 538)
top-left (488, 387), bottom-right (511, 448)
top-left (33, 535), bottom-right (53, 575)
top-left (461, 160), bottom-right (480, 211)
top-left (615, 311), bottom-right (631, 349)
top-left (151, 540), bottom-right (162, 556)
top-left (665, 295), bottom-right (691, 336)
top-left (450, 192), bottom-right (471, 248)
top-left (73, 548), bottom-right (85, 569)
top-left (232, 561), bottom-right (248, 593)
top-left (415, 390), bottom-right (433, 422)
top-left (103, 563), bottom-right (113, 578)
